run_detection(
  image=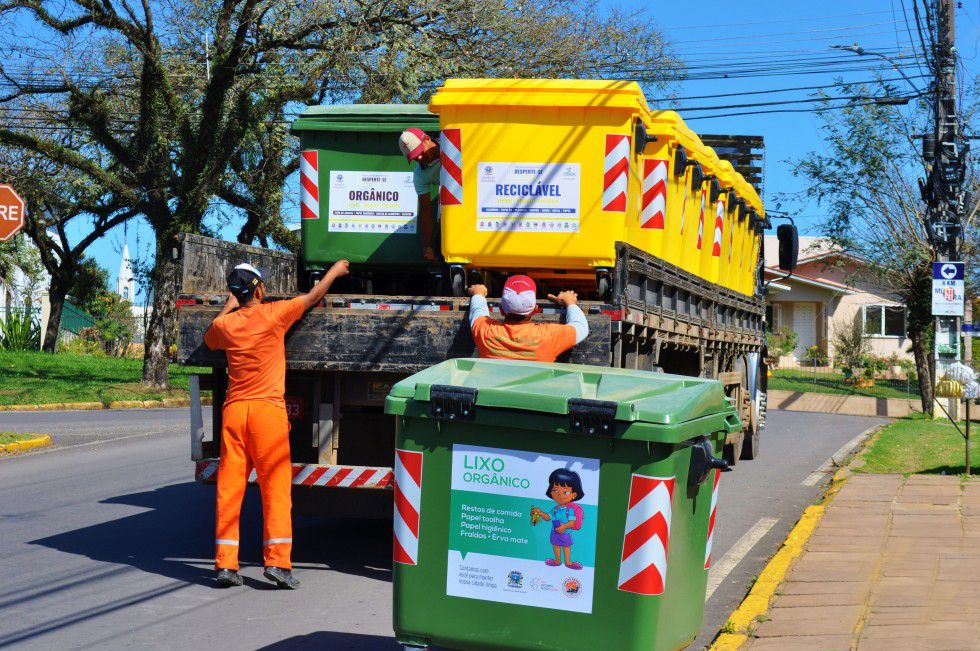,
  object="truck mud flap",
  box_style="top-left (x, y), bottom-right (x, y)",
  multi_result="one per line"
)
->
top-left (195, 459), bottom-right (393, 490)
